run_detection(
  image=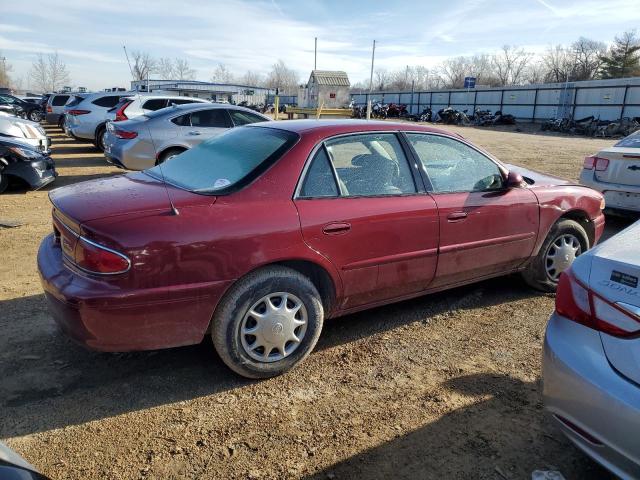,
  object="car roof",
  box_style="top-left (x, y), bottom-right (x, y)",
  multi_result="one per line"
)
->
top-left (249, 119), bottom-right (461, 138)
top-left (153, 102), bottom-right (268, 116)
